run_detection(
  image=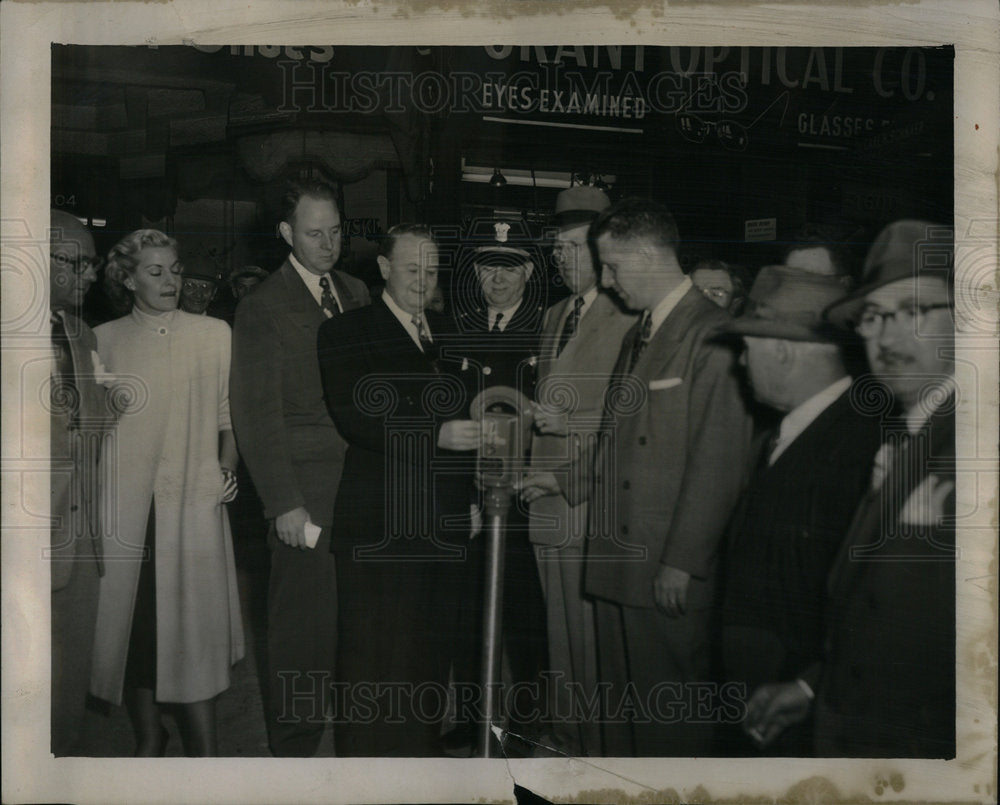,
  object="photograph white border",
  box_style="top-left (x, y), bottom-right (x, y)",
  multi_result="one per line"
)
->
top-left (2, 2), bottom-right (997, 803)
